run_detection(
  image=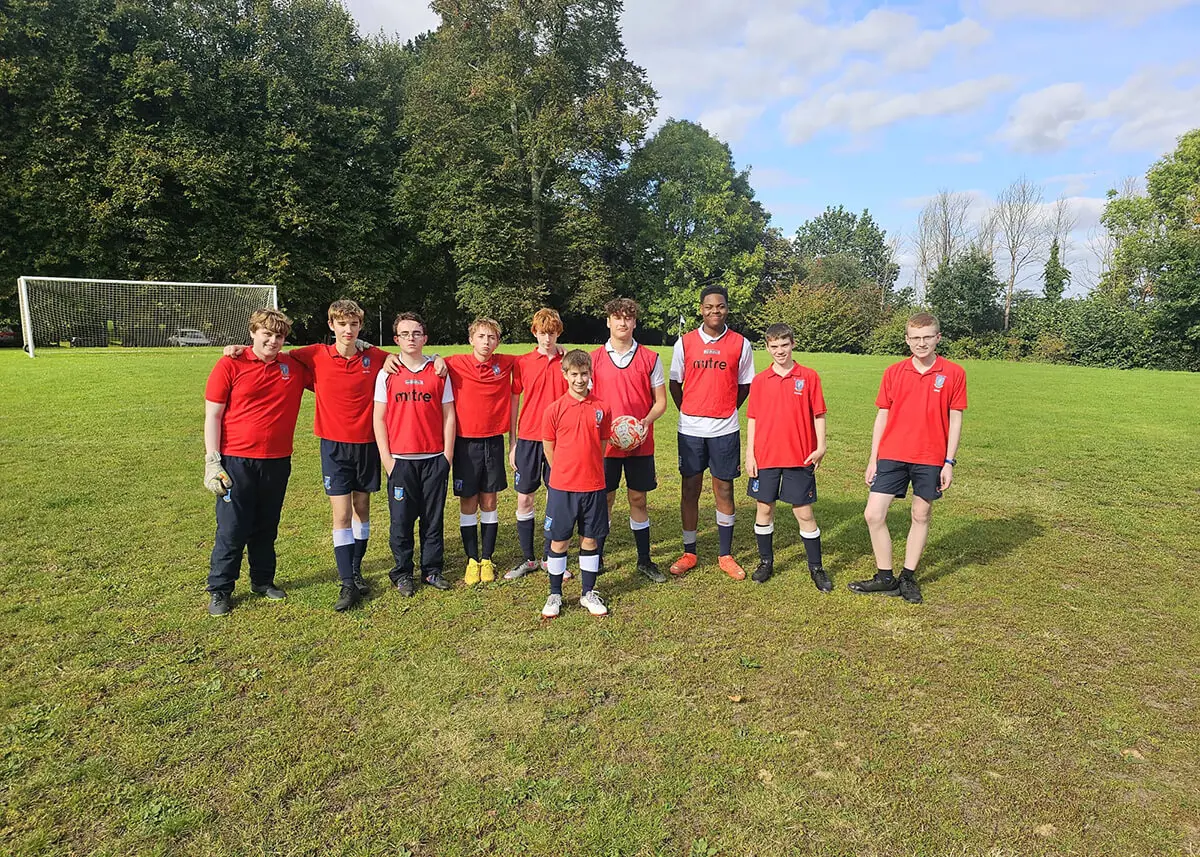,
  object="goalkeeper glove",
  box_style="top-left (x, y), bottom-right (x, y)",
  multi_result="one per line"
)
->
top-left (204, 452), bottom-right (233, 495)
